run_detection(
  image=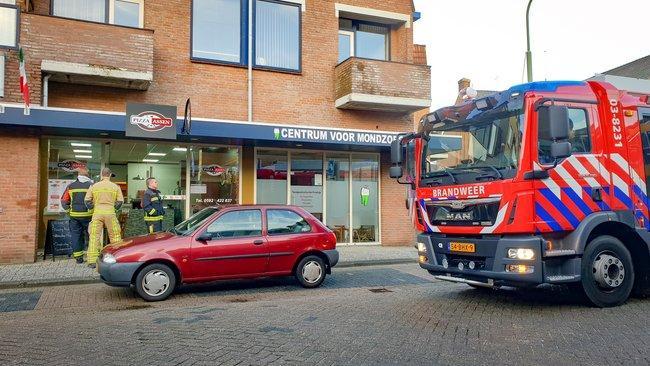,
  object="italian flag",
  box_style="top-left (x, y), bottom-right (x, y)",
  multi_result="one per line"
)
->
top-left (18, 46), bottom-right (30, 110)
